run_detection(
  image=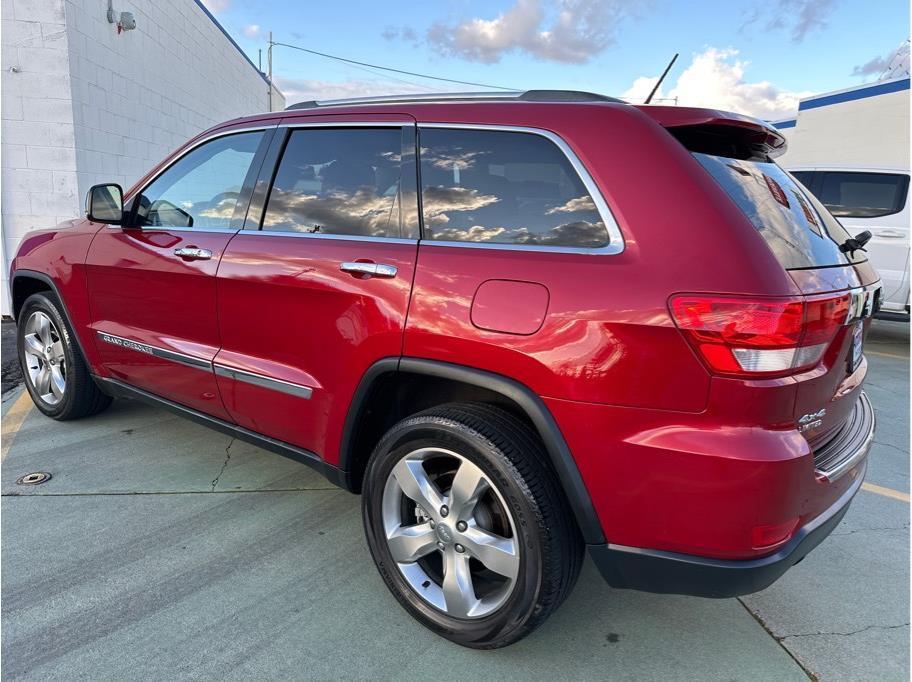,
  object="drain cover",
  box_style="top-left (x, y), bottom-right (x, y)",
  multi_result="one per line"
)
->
top-left (16, 472), bottom-right (51, 486)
